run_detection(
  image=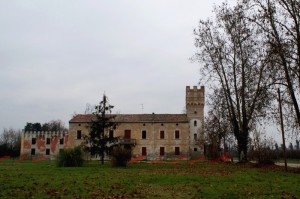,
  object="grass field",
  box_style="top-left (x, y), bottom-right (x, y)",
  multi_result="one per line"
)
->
top-left (0, 159), bottom-right (299, 198)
